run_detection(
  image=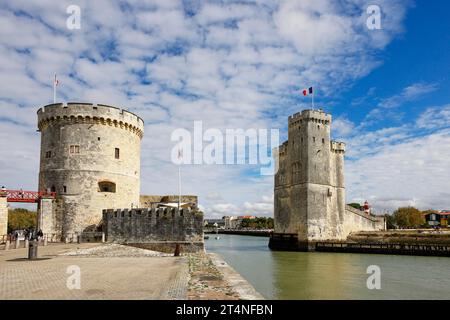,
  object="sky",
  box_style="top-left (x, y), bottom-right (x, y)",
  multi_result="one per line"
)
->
top-left (0, 0), bottom-right (449, 217)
